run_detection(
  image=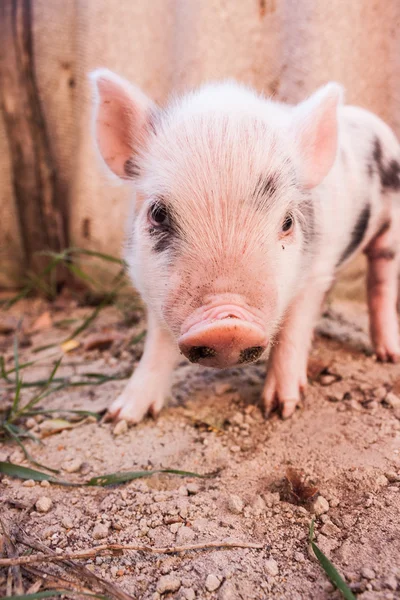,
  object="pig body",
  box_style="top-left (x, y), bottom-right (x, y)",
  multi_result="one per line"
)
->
top-left (91, 71), bottom-right (400, 423)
